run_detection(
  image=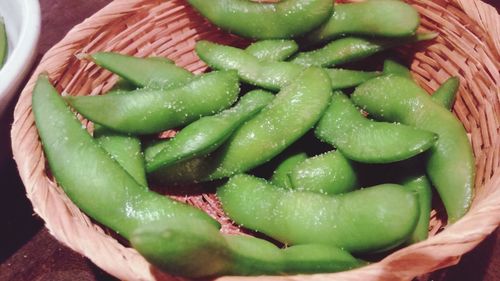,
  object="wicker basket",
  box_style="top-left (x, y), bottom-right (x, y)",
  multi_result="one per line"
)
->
top-left (10, 0), bottom-right (500, 280)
